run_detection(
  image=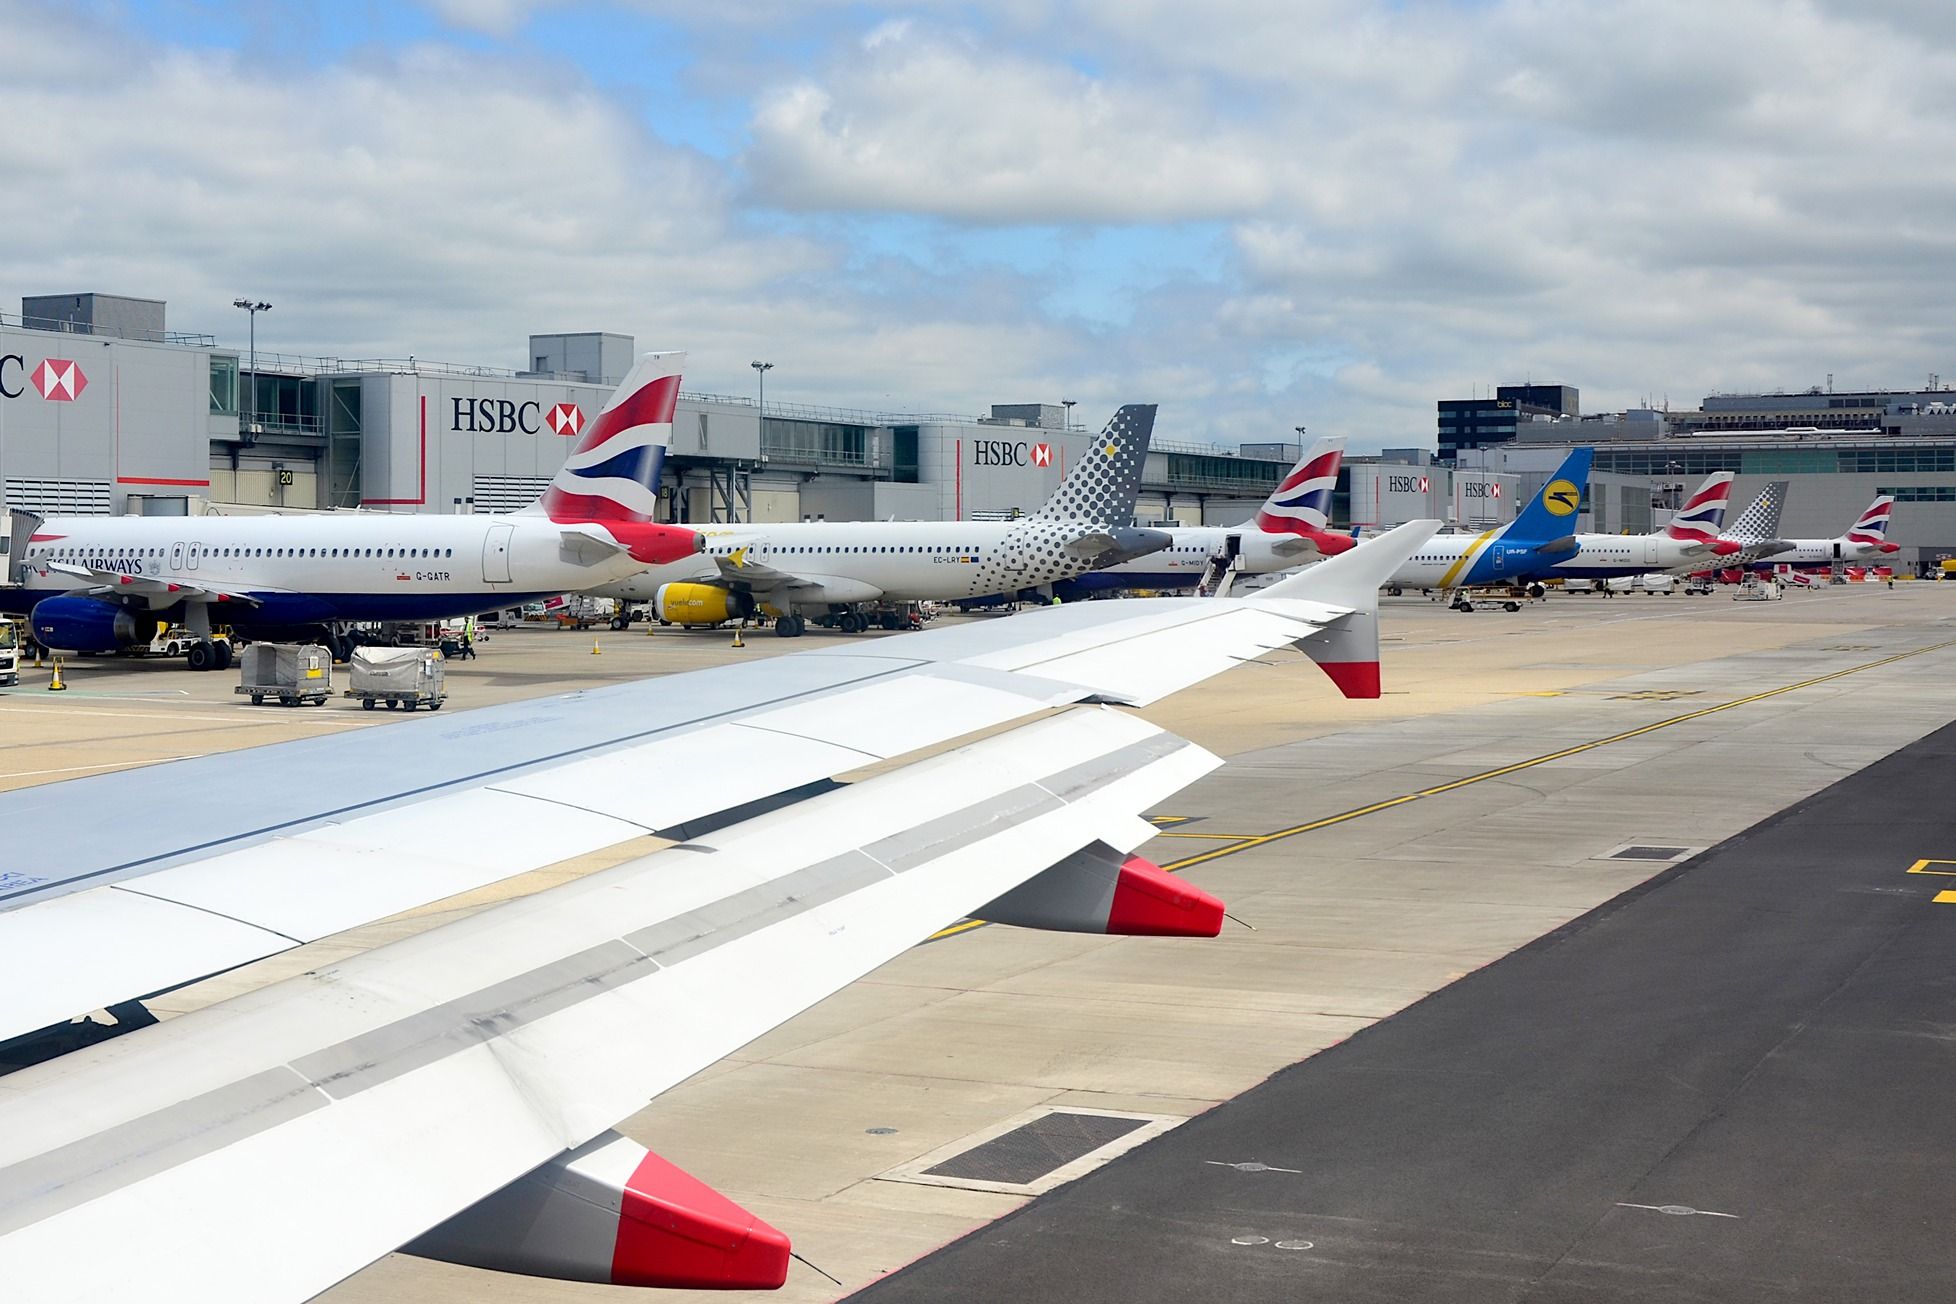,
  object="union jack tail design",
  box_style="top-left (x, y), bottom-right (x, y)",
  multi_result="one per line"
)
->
top-left (532, 351), bottom-right (684, 524)
top-left (1845, 495), bottom-right (1895, 546)
top-left (1255, 437), bottom-right (1351, 552)
top-left (1663, 471), bottom-right (1735, 543)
